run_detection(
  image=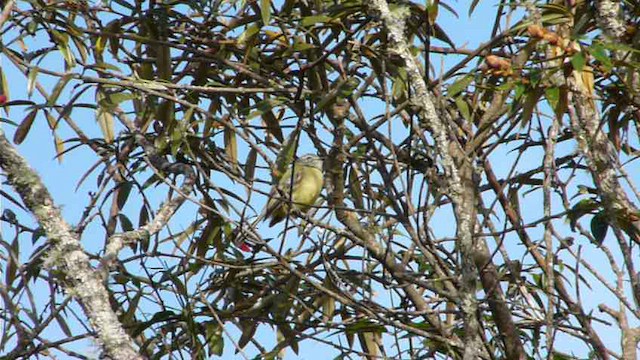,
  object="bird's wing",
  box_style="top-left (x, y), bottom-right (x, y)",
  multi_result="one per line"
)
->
top-left (265, 168), bottom-right (301, 214)
top-left (277, 167), bottom-right (304, 196)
